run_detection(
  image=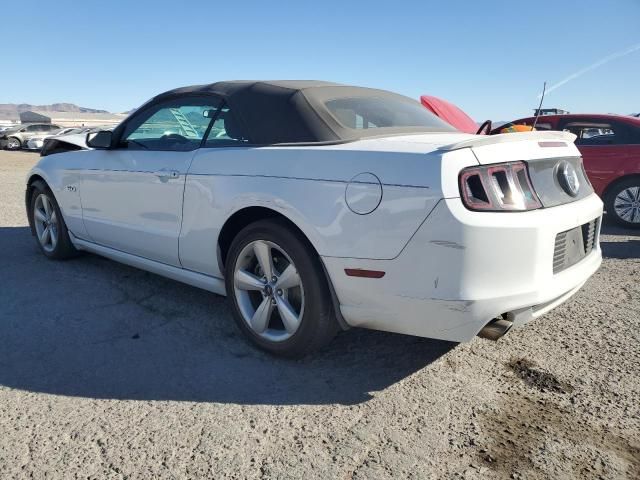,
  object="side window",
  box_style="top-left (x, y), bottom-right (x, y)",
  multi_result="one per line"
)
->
top-left (561, 121), bottom-right (623, 146)
top-left (26, 125), bottom-right (40, 132)
top-left (203, 105), bottom-right (249, 147)
top-left (120, 97), bottom-right (221, 151)
top-left (625, 125), bottom-right (640, 144)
